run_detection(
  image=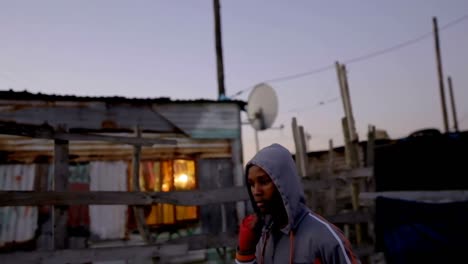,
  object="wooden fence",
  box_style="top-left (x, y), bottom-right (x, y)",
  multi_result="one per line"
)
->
top-left (0, 168), bottom-right (376, 264)
top-left (0, 122), bottom-right (376, 263)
